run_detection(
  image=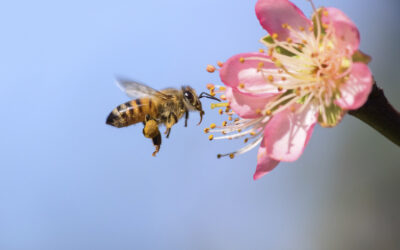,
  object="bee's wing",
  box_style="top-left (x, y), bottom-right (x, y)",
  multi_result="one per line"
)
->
top-left (116, 78), bottom-right (171, 100)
